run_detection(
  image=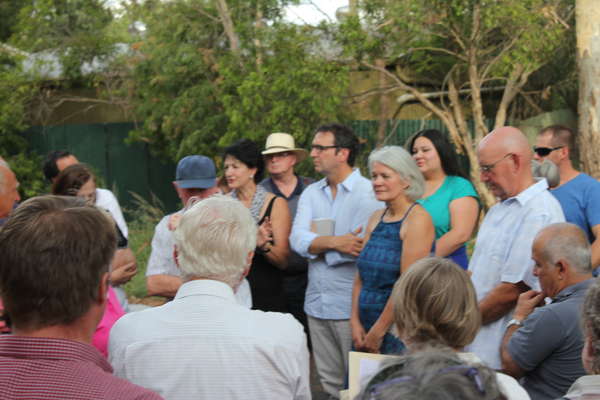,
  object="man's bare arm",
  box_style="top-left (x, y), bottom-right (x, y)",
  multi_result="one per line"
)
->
top-left (479, 281), bottom-right (530, 325)
top-left (146, 275), bottom-right (183, 298)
